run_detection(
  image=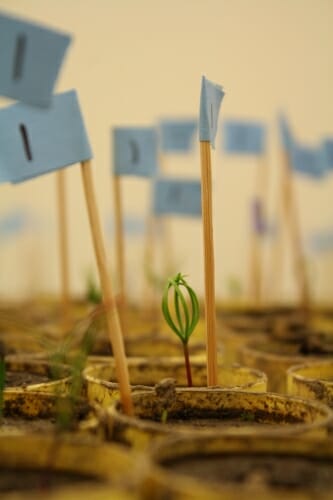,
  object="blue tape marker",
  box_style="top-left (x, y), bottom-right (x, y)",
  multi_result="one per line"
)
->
top-left (113, 127), bottom-right (158, 177)
top-left (106, 214), bottom-right (146, 237)
top-left (322, 139), bottom-right (333, 170)
top-left (291, 143), bottom-right (327, 179)
top-left (199, 76), bottom-right (225, 148)
top-left (223, 120), bottom-right (266, 155)
top-left (160, 119), bottom-right (197, 153)
top-left (308, 229), bottom-right (333, 253)
top-left (0, 90), bottom-right (92, 184)
top-left (0, 208), bottom-right (32, 240)
top-left (153, 178), bottom-right (201, 217)
top-left (0, 11), bottom-right (71, 107)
